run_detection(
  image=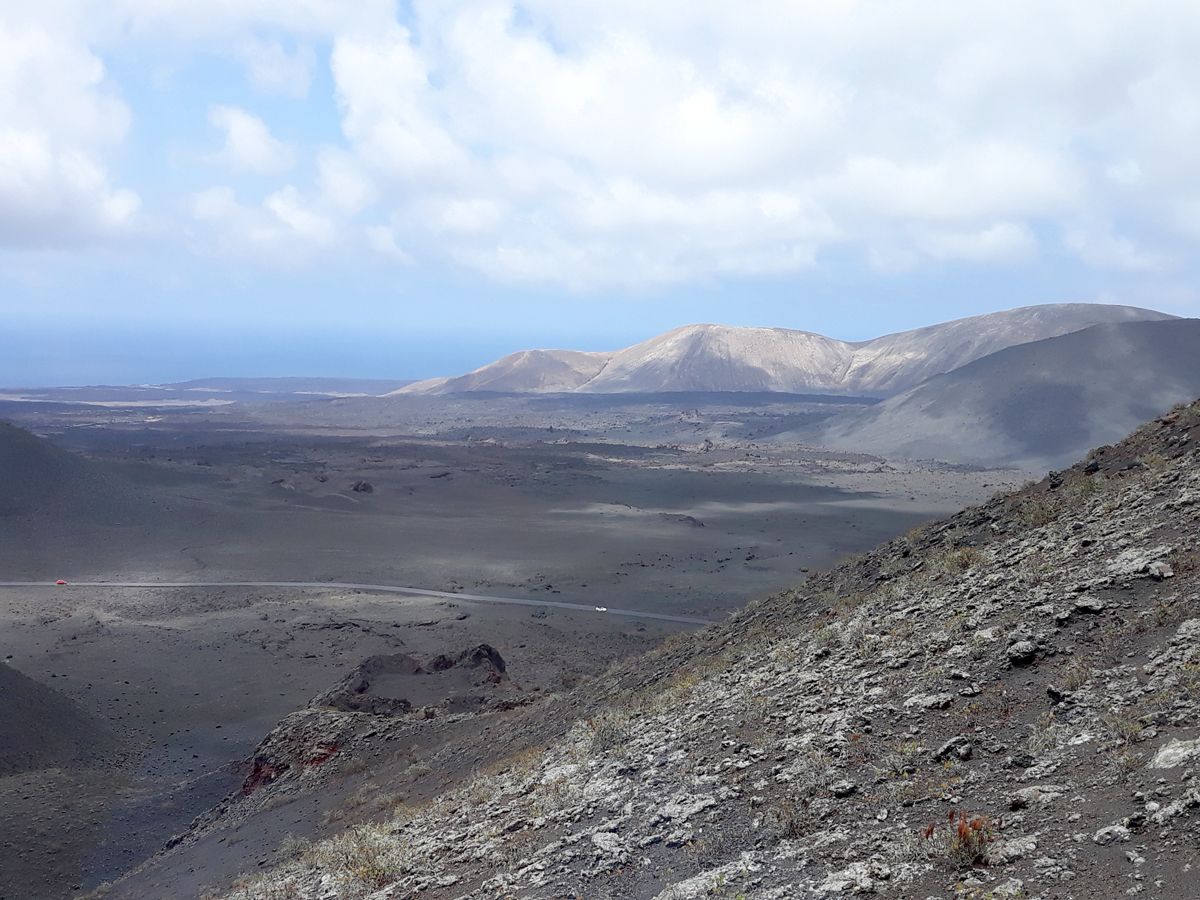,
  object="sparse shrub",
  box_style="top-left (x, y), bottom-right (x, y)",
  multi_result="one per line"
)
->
top-left (904, 523), bottom-right (929, 546)
top-left (785, 747), bottom-right (833, 798)
top-left (494, 827), bottom-right (540, 871)
top-left (838, 617), bottom-right (882, 654)
top-left (764, 794), bottom-right (808, 840)
top-left (877, 576), bottom-right (913, 605)
top-left (1016, 498), bottom-right (1056, 528)
top-left (1019, 551), bottom-right (1054, 586)
top-left (832, 589), bottom-right (871, 616)
top-left (1177, 662), bottom-right (1200, 702)
top-left (533, 767), bottom-right (584, 816)
top-left (1150, 598), bottom-right (1182, 628)
top-left (930, 546), bottom-right (985, 578)
top-left (1138, 452), bottom-right (1169, 471)
top-left (1098, 707), bottom-right (1144, 746)
top-left (1109, 748), bottom-right (1143, 777)
top-left (813, 623), bottom-right (840, 646)
top-left (278, 832), bottom-right (312, 859)
top-left (1059, 656), bottom-right (1093, 692)
top-left (1096, 622), bottom-right (1127, 656)
top-left (688, 827), bottom-right (748, 869)
top-left (872, 740), bottom-right (922, 781)
top-left (1064, 474), bottom-right (1106, 502)
top-left (222, 875), bottom-right (305, 900)
top-left (920, 810), bottom-right (995, 869)
top-left (1178, 402), bottom-right (1200, 424)
top-left (587, 709), bottom-right (634, 751)
top-left (1026, 712), bottom-right (1066, 754)
top-left (1167, 547), bottom-right (1200, 576)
